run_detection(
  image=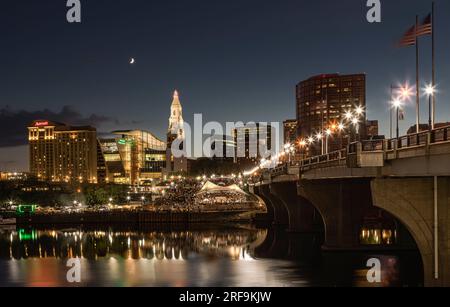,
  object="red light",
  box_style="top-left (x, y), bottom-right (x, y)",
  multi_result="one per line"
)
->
top-left (34, 121), bottom-right (49, 127)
